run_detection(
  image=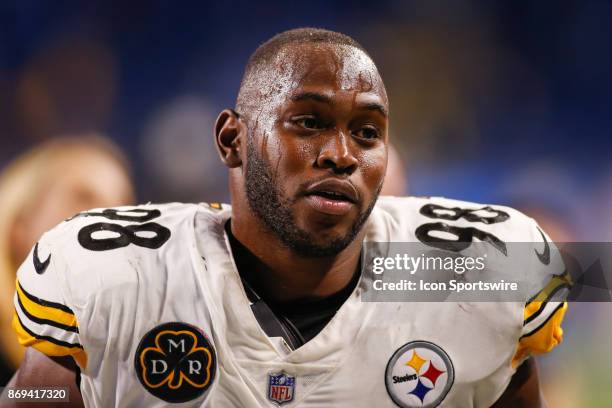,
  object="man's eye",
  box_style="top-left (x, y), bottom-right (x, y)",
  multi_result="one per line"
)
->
top-left (294, 117), bottom-right (325, 130)
top-left (355, 126), bottom-right (380, 140)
